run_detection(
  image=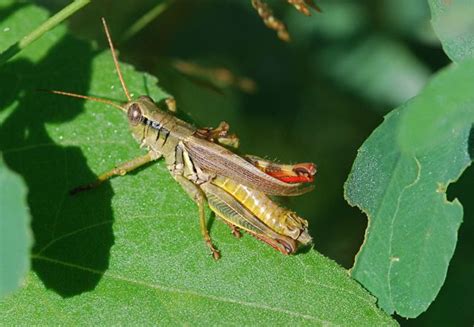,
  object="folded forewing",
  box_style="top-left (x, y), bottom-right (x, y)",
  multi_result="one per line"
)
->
top-left (185, 136), bottom-right (313, 196)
